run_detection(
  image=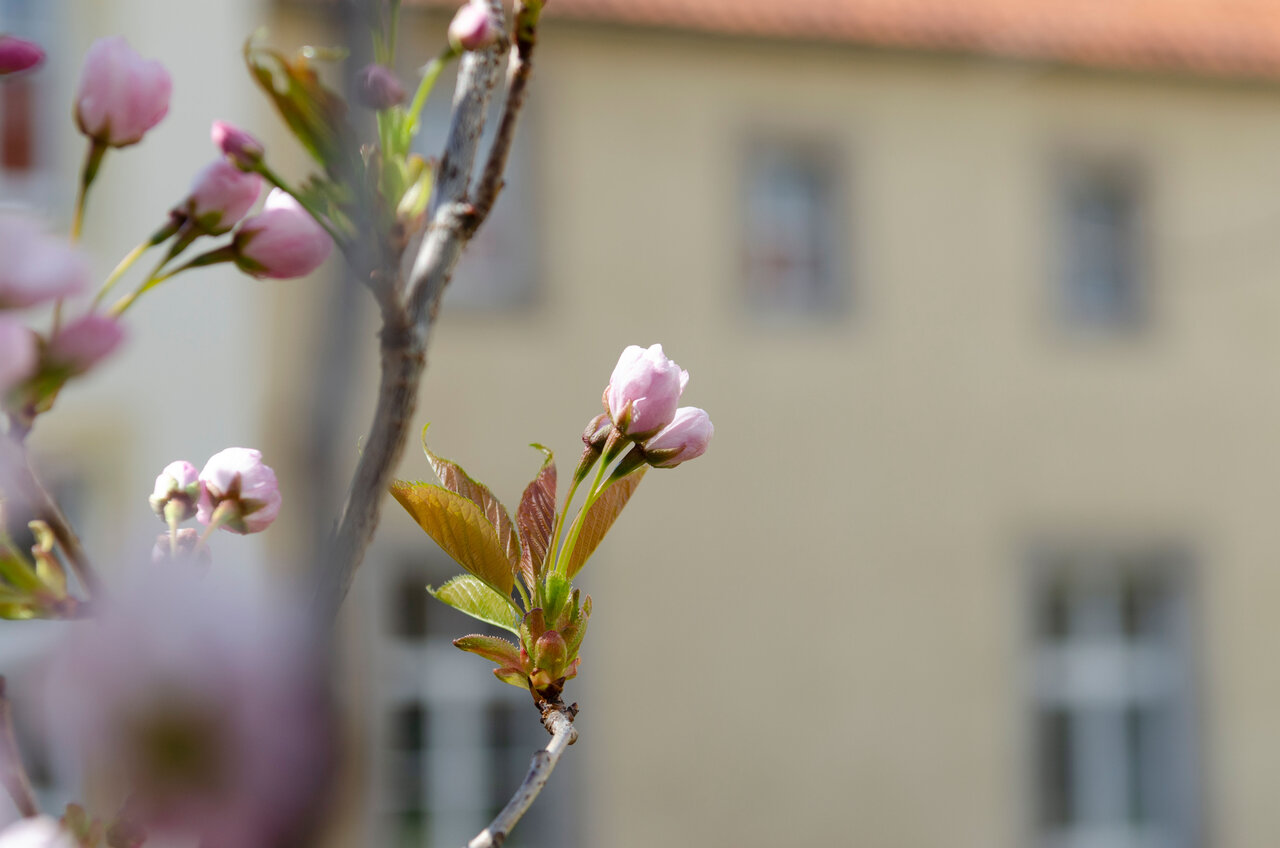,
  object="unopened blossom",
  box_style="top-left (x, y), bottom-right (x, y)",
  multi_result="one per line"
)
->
top-left (0, 36), bottom-right (44, 76)
top-left (0, 218), bottom-right (89, 309)
top-left (49, 571), bottom-right (332, 848)
top-left (604, 344), bottom-right (689, 438)
top-left (197, 447), bottom-right (281, 535)
top-left (74, 37), bottom-right (171, 147)
top-left (149, 460), bottom-right (202, 522)
top-left (0, 817), bottom-right (76, 848)
top-left (0, 316), bottom-right (35, 392)
top-left (46, 314), bottom-right (124, 376)
top-left (642, 406), bottom-right (713, 467)
top-left (356, 64), bottom-right (406, 110)
top-left (232, 189), bottom-right (332, 280)
top-left (178, 159), bottom-right (262, 235)
top-left (211, 120), bottom-right (263, 171)
top-left (448, 2), bottom-right (501, 52)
